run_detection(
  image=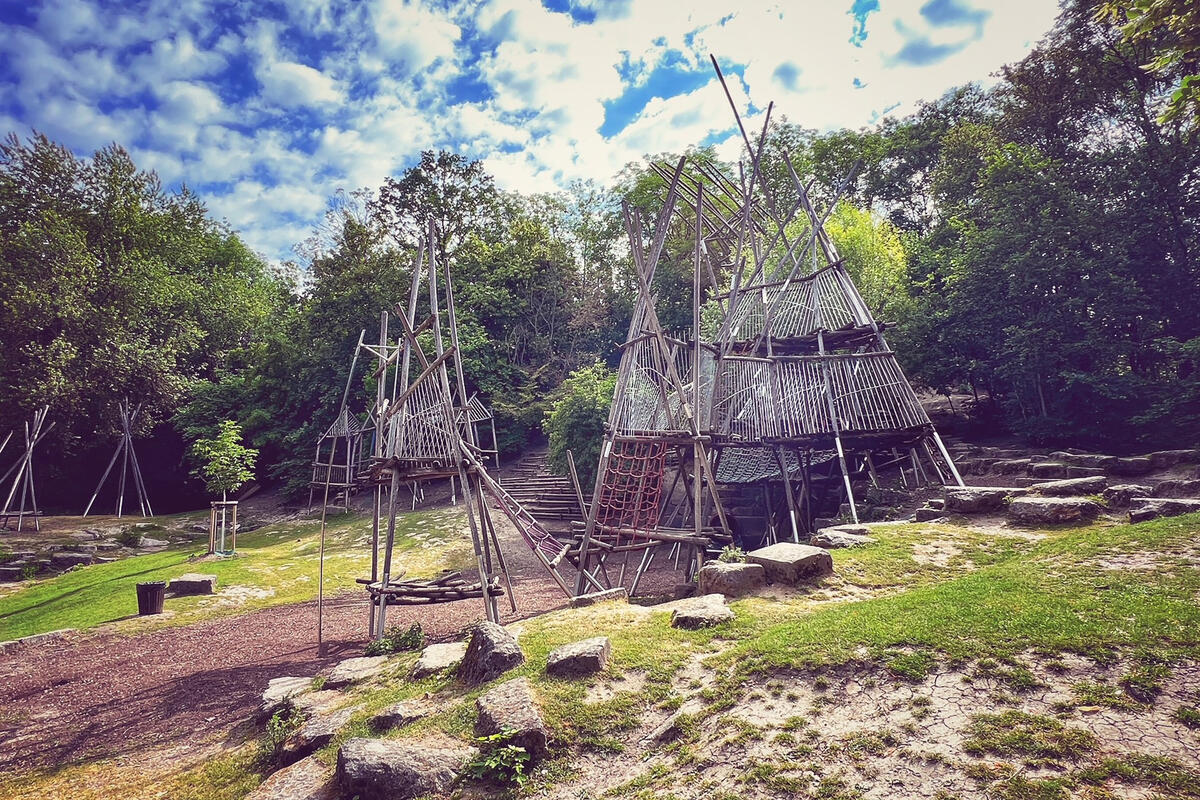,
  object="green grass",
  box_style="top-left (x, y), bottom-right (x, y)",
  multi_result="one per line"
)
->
top-left (962, 711), bottom-right (1096, 762)
top-left (0, 508), bottom-right (472, 640)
